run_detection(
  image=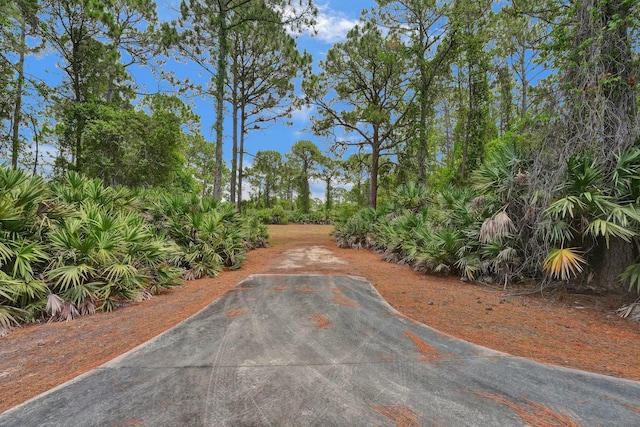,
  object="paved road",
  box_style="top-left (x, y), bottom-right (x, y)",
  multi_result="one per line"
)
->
top-left (1, 274), bottom-right (639, 426)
